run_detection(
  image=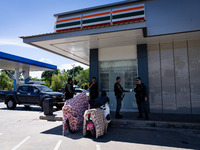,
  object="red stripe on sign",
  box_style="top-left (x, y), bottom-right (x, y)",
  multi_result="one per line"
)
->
top-left (56, 27), bottom-right (81, 32)
top-left (112, 6), bottom-right (144, 14)
top-left (82, 22), bottom-right (110, 29)
top-left (112, 17), bottom-right (145, 24)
